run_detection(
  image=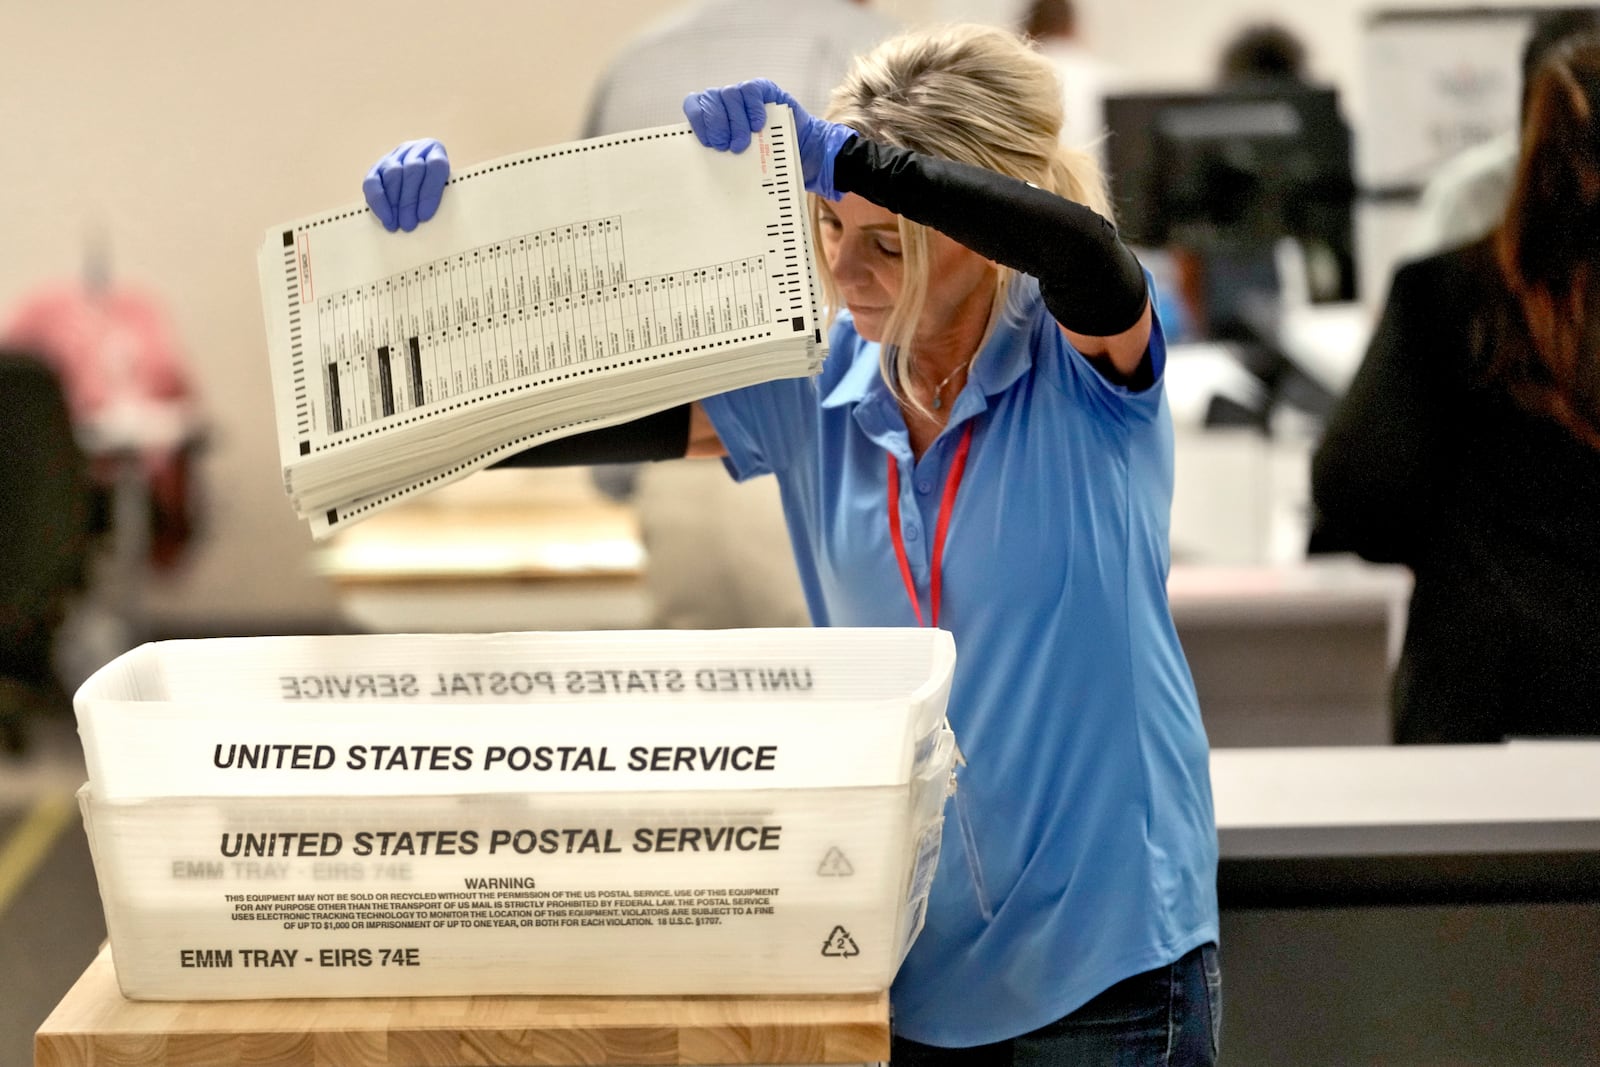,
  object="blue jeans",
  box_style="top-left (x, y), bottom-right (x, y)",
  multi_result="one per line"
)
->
top-left (890, 944), bottom-right (1221, 1067)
